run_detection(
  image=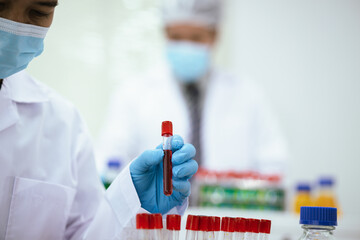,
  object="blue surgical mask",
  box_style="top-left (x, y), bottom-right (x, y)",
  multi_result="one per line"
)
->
top-left (166, 41), bottom-right (211, 83)
top-left (0, 17), bottom-right (49, 79)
